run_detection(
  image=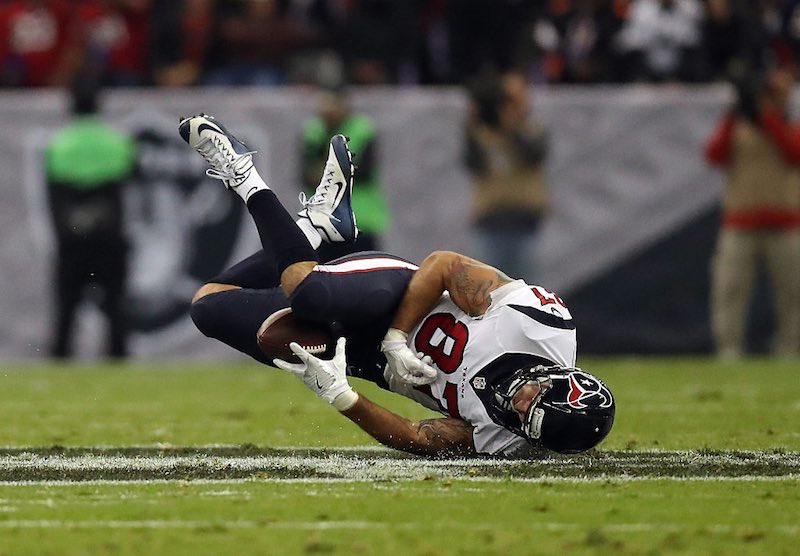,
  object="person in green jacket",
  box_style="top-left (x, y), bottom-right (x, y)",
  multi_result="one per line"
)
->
top-left (45, 75), bottom-right (136, 359)
top-left (300, 85), bottom-right (390, 262)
